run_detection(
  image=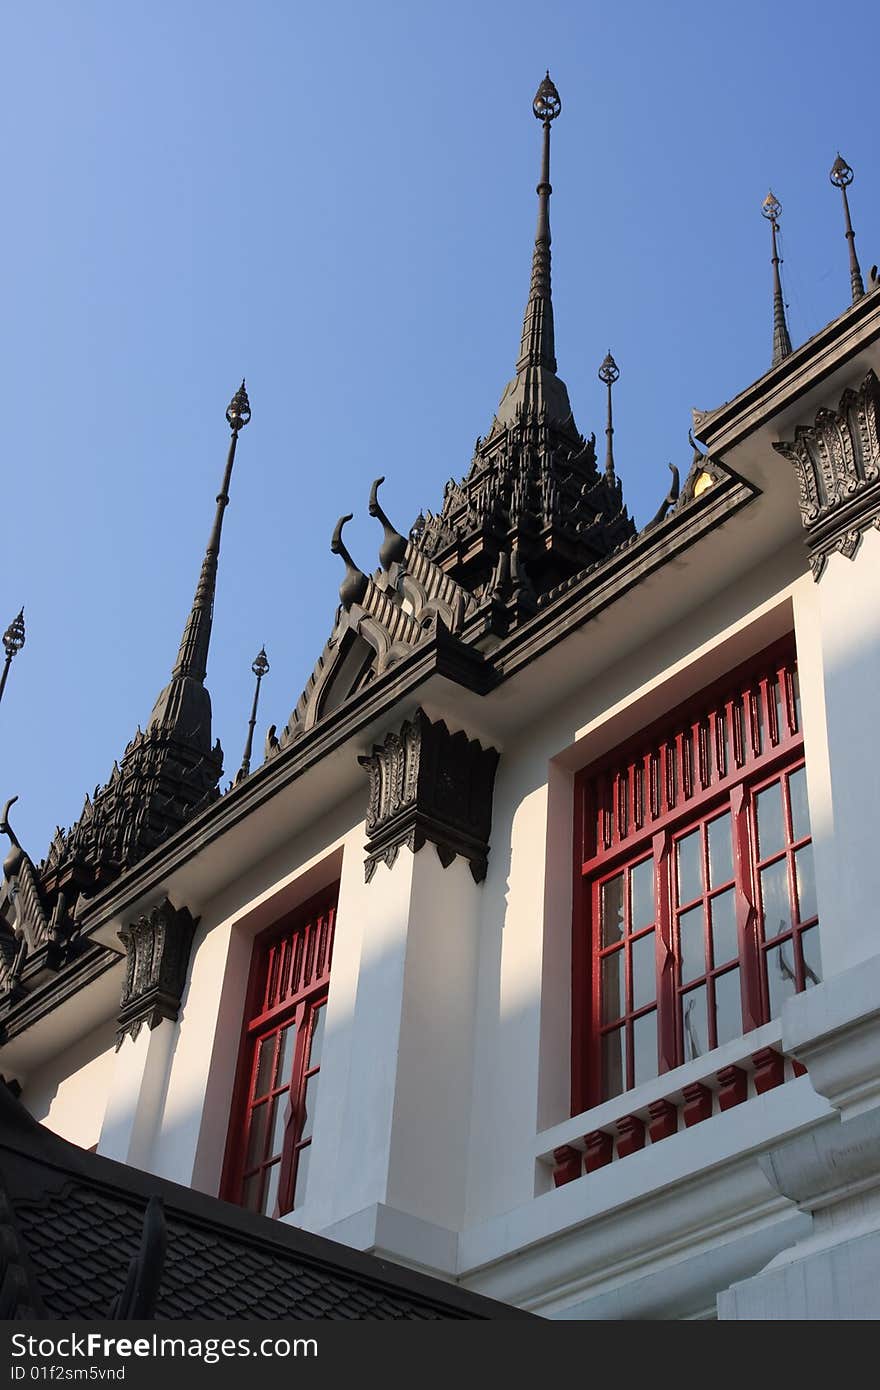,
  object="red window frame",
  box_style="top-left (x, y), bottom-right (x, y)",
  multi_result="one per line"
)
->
top-left (221, 884), bottom-right (337, 1217)
top-left (572, 638), bottom-right (820, 1114)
